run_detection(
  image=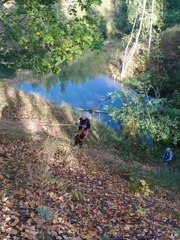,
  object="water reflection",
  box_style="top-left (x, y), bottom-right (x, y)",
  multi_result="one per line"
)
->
top-left (16, 75), bottom-right (121, 107)
top-left (13, 74), bottom-right (122, 129)
top-left (43, 50), bottom-right (111, 93)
